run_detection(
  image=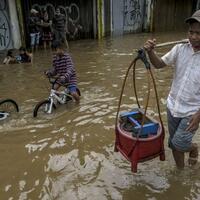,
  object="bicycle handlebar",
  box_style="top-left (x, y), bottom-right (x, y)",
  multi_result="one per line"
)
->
top-left (45, 74), bottom-right (69, 87)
